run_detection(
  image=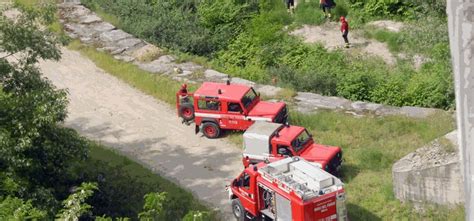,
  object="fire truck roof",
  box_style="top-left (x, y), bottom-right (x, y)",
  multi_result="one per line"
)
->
top-left (194, 82), bottom-right (251, 101)
top-left (273, 125), bottom-right (305, 144)
top-left (258, 157), bottom-right (343, 201)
